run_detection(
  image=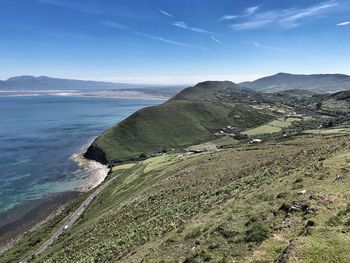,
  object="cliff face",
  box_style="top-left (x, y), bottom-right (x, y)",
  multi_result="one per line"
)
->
top-left (84, 144), bottom-right (108, 165)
